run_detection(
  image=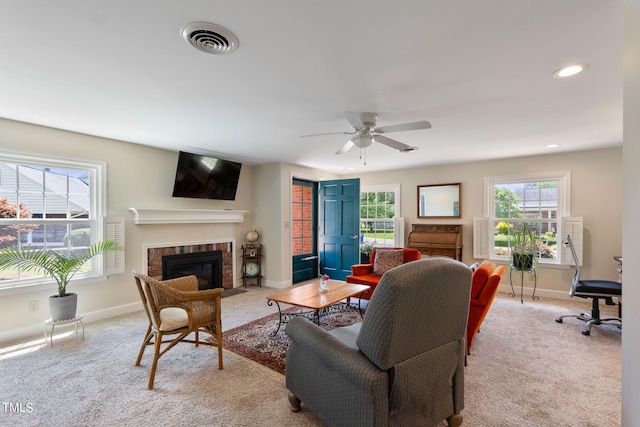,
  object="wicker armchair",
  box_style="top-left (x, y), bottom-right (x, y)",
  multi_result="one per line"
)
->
top-left (132, 271), bottom-right (224, 389)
